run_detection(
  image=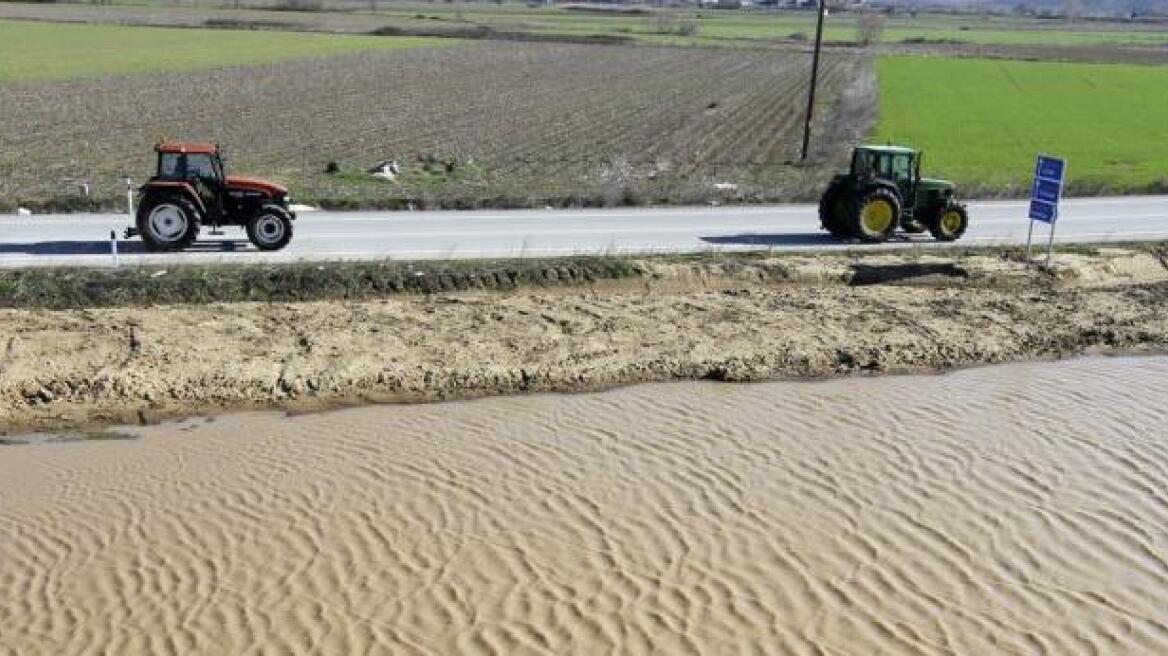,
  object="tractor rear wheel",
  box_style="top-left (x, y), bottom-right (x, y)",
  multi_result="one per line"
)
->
top-left (848, 187), bottom-right (900, 243)
top-left (246, 205), bottom-right (293, 251)
top-left (928, 204), bottom-right (969, 242)
top-left (137, 195), bottom-right (199, 252)
top-left (818, 188), bottom-right (851, 239)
